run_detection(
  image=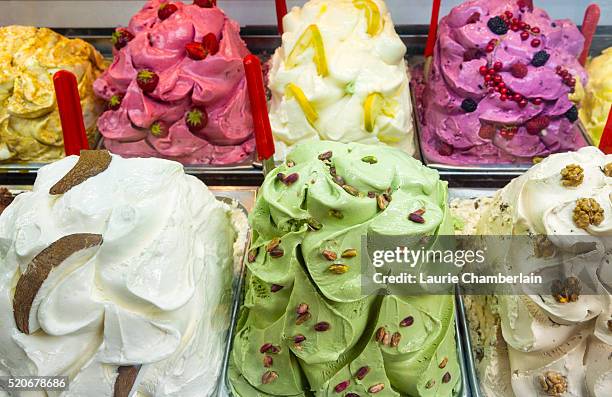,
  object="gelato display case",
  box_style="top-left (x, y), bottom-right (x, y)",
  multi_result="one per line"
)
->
top-left (0, 1), bottom-right (611, 397)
